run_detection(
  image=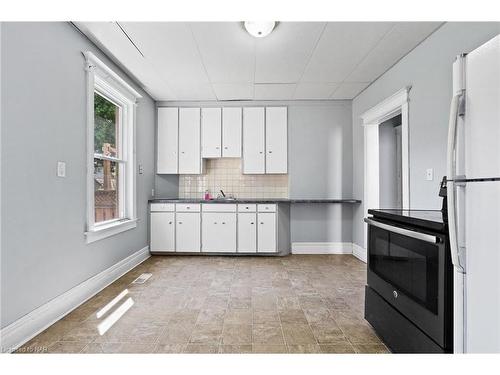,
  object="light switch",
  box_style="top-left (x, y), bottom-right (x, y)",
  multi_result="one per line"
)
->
top-left (138, 163), bottom-right (144, 174)
top-left (57, 161), bottom-right (66, 178)
top-left (426, 168), bottom-right (434, 181)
